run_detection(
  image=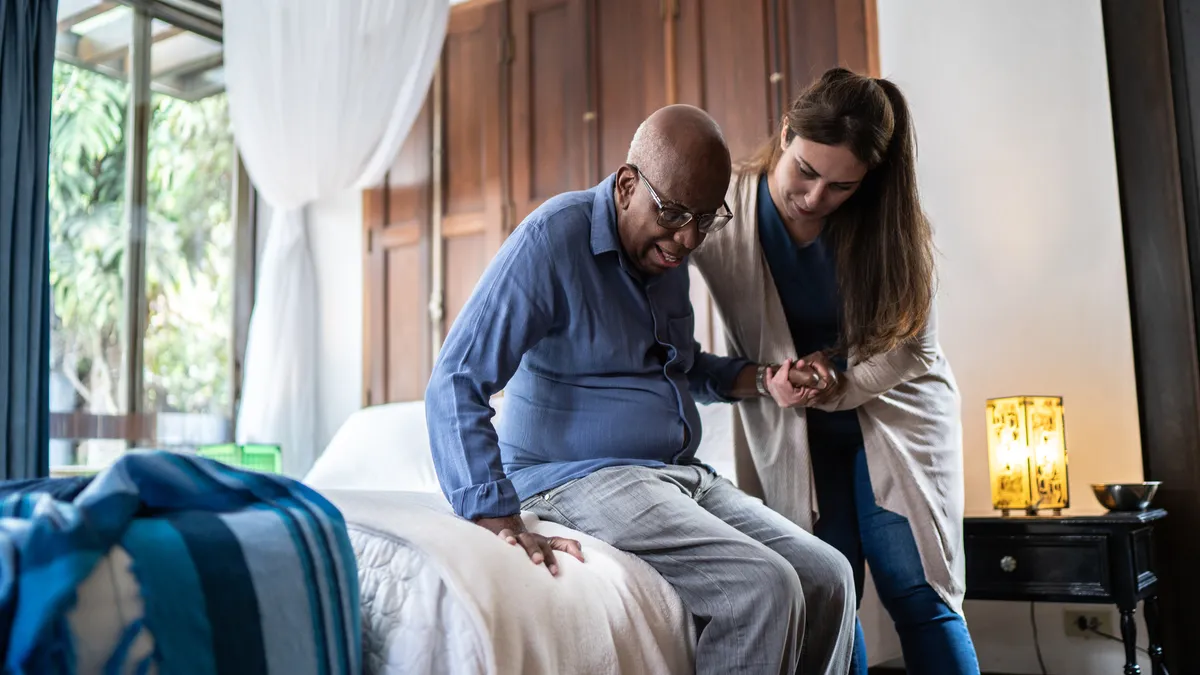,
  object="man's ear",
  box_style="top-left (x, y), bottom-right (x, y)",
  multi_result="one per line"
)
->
top-left (615, 165), bottom-right (636, 210)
